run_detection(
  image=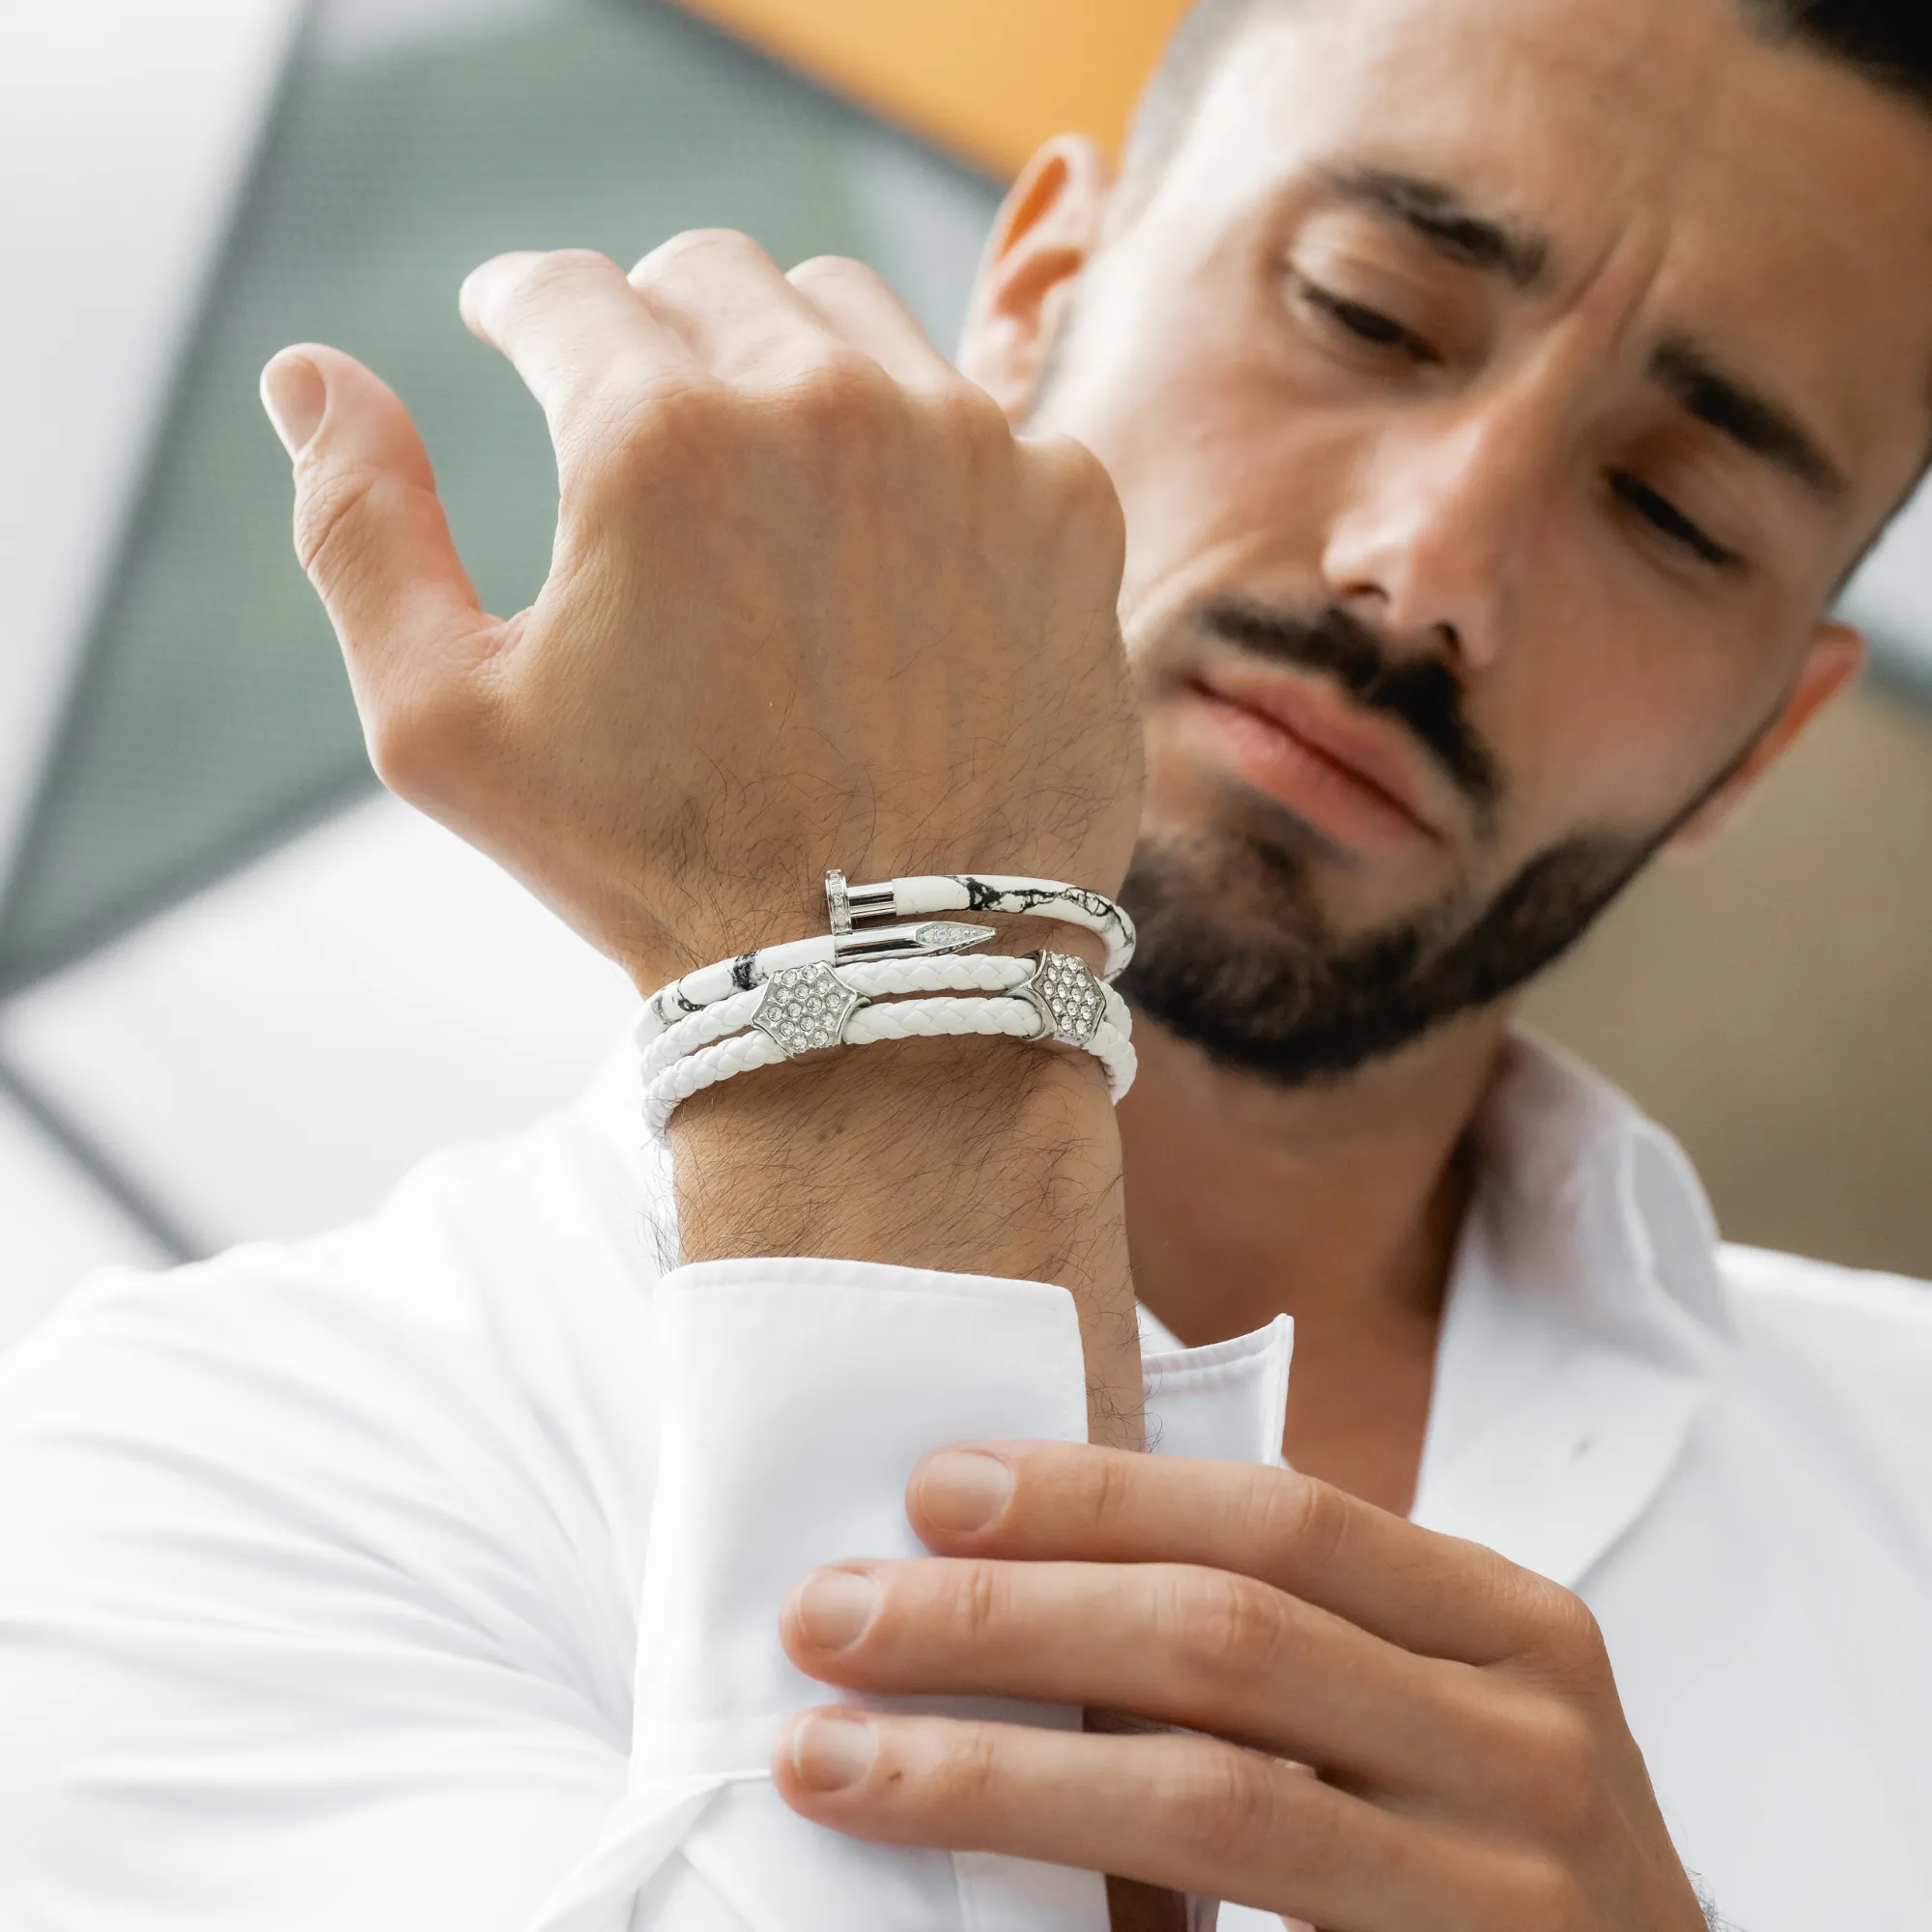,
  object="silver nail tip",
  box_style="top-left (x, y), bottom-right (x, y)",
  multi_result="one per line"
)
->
top-left (913, 922), bottom-right (995, 952)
